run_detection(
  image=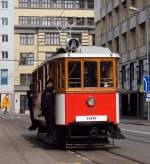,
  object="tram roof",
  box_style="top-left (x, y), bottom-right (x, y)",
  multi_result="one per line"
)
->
top-left (49, 46), bottom-right (119, 60)
top-left (34, 46), bottom-right (120, 71)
